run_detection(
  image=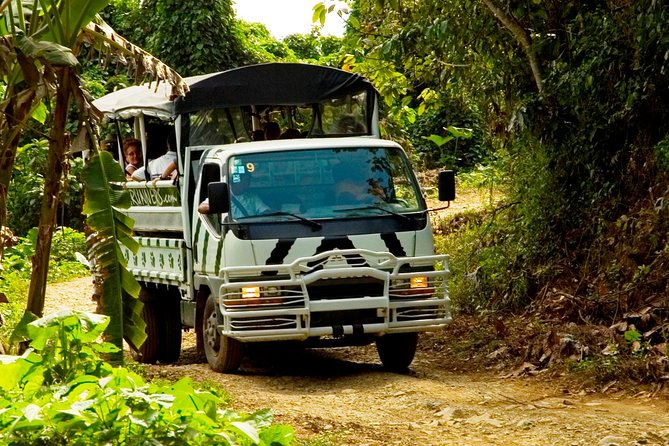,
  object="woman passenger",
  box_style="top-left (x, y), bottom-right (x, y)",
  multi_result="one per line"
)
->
top-left (123, 138), bottom-right (143, 180)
